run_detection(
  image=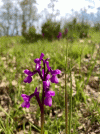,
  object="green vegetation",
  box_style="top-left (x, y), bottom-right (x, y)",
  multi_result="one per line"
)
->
top-left (0, 27), bottom-right (100, 134)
